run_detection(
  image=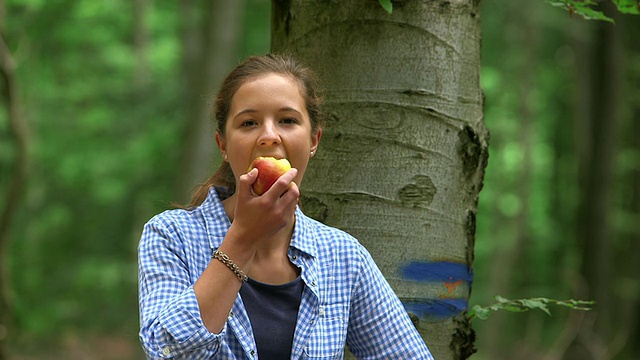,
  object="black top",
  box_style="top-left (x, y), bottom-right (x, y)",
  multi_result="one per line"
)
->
top-left (239, 276), bottom-right (304, 359)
